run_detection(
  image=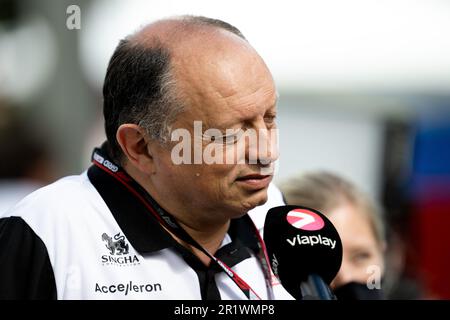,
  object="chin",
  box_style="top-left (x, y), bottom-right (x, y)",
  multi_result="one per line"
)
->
top-left (241, 188), bottom-right (269, 211)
